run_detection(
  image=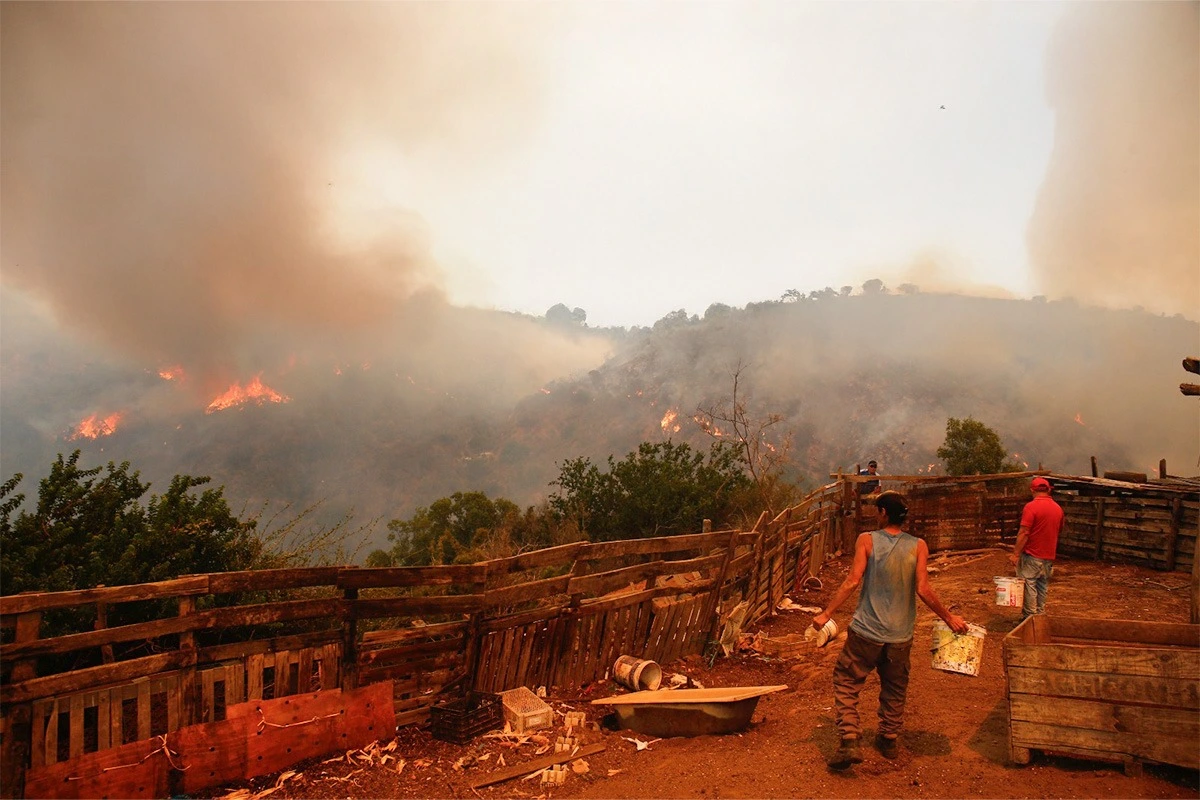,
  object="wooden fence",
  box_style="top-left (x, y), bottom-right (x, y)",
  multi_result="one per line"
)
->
top-left (1, 472), bottom-right (1195, 797)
